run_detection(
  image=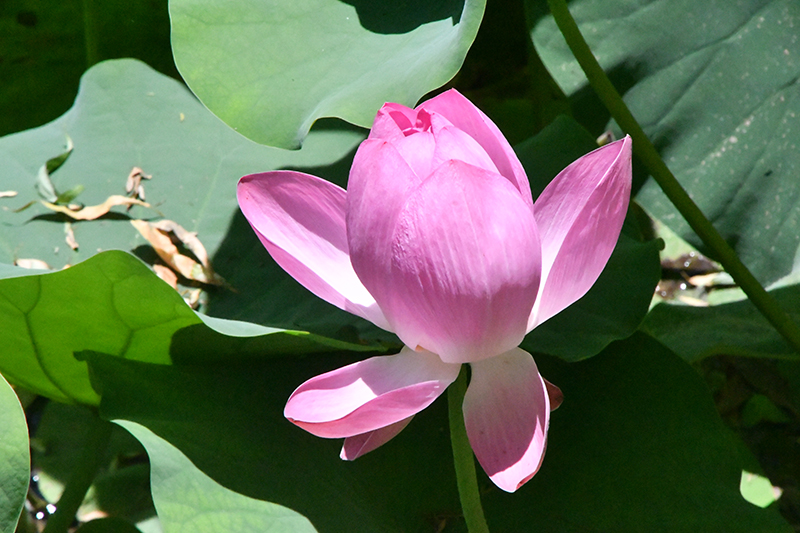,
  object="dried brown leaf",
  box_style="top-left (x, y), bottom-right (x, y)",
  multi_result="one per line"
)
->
top-left (151, 219), bottom-right (211, 268)
top-left (65, 223), bottom-right (79, 251)
top-left (153, 263), bottom-right (179, 289)
top-left (14, 259), bottom-right (53, 270)
top-left (41, 195), bottom-right (150, 220)
top-left (125, 167), bottom-right (152, 194)
top-left (131, 219), bottom-right (223, 286)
